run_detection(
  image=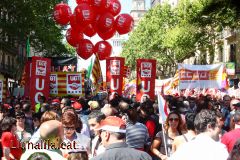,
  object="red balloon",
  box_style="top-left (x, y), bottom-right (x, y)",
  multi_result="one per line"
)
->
top-left (74, 3), bottom-right (95, 28)
top-left (93, 0), bottom-right (111, 13)
top-left (66, 28), bottom-right (84, 47)
top-left (77, 39), bottom-right (94, 60)
top-left (83, 24), bottom-right (97, 37)
top-left (69, 14), bottom-right (85, 32)
top-left (109, 0), bottom-right (121, 16)
top-left (53, 3), bottom-right (72, 25)
top-left (115, 14), bottom-right (134, 35)
top-left (97, 27), bottom-right (116, 40)
top-left (97, 12), bottom-right (114, 32)
top-left (94, 41), bottom-right (112, 60)
top-left (76, 0), bottom-right (93, 5)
